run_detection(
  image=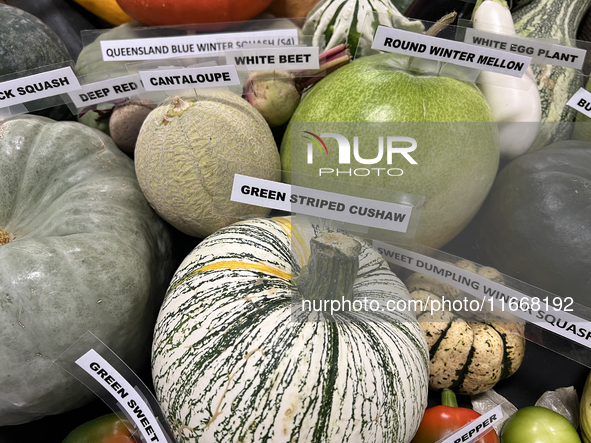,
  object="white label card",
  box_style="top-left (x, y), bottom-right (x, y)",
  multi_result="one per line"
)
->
top-left (231, 174), bottom-right (413, 232)
top-left (100, 29), bottom-right (299, 61)
top-left (464, 28), bottom-right (586, 70)
top-left (373, 241), bottom-right (591, 349)
top-left (436, 406), bottom-right (502, 443)
top-left (75, 349), bottom-right (168, 443)
top-left (69, 74), bottom-right (145, 108)
top-left (226, 47), bottom-right (320, 71)
top-left (567, 87), bottom-right (591, 118)
top-left (139, 64), bottom-right (240, 91)
top-left (372, 26), bottom-right (531, 77)
top-left (0, 67), bottom-right (80, 109)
